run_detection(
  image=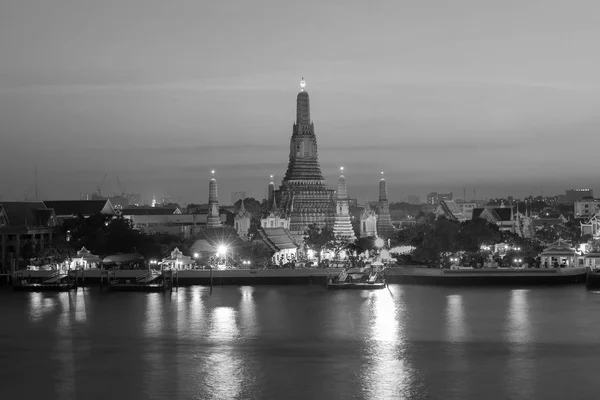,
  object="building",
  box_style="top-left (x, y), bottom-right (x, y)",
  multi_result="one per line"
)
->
top-left (231, 191), bottom-right (246, 206)
top-left (458, 202), bottom-right (477, 219)
top-left (43, 199), bottom-right (115, 223)
top-left (574, 199), bottom-right (600, 219)
top-left (565, 188), bottom-right (593, 203)
top-left (234, 199), bottom-right (252, 240)
top-left (331, 167), bottom-right (356, 241)
top-left (376, 172), bottom-right (397, 238)
top-left (427, 192), bottom-right (453, 205)
top-left (539, 240), bottom-right (579, 268)
top-left (0, 202), bottom-right (57, 270)
top-left (121, 207), bottom-right (226, 238)
top-left (275, 78), bottom-right (336, 236)
top-left (206, 171), bottom-right (223, 228)
top-left (581, 212), bottom-right (600, 240)
top-left (472, 206), bottom-right (515, 233)
top-left (261, 195), bottom-right (290, 230)
top-left (253, 227), bottom-right (299, 265)
top-left (435, 200), bottom-right (467, 222)
top-left (360, 201), bottom-right (378, 238)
